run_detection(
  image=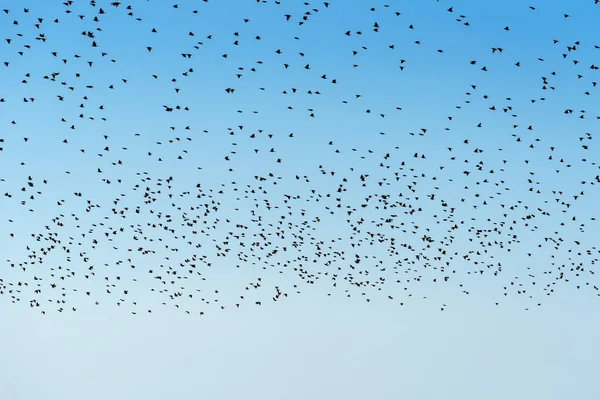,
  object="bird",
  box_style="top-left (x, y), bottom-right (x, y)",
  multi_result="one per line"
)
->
top-left (0, 0), bottom-right (596, 317)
